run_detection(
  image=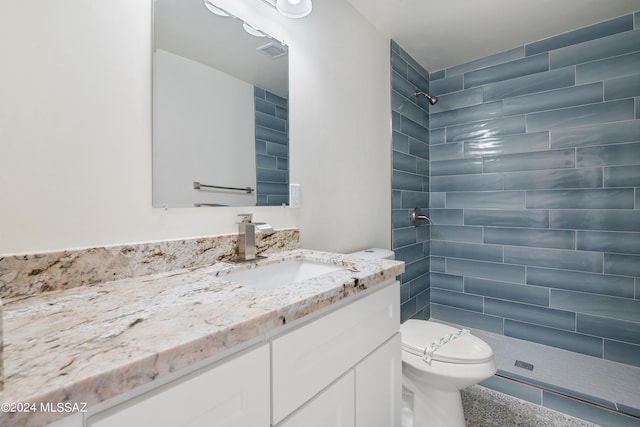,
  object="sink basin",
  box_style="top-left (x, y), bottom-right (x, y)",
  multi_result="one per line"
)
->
top-left (225, 259), bottom-right (346, 290)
